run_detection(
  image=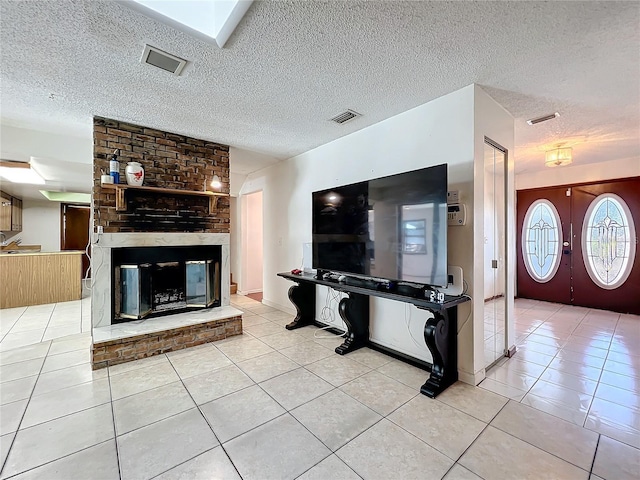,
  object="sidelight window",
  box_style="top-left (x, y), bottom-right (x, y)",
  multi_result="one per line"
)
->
top-left (582, 193), bottom-right (635, 289)
top-left (522, 199), bottom-right (562, 283)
